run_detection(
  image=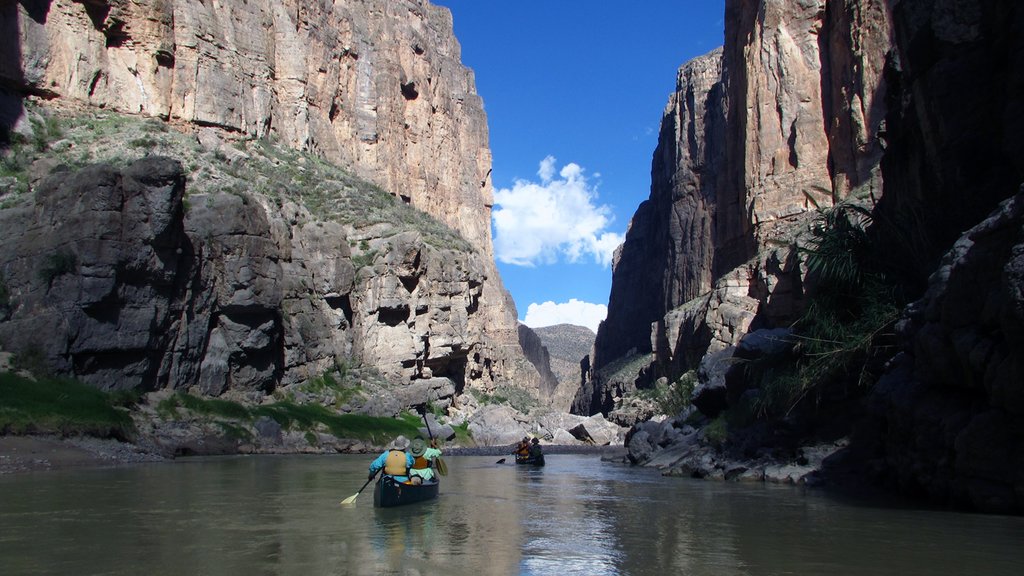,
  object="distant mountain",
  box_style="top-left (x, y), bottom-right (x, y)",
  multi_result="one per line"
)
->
top-left (533, 324), bottom-right (596, 407)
